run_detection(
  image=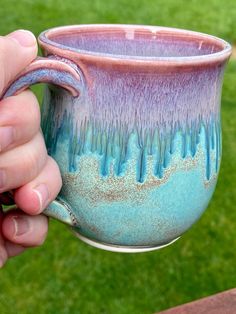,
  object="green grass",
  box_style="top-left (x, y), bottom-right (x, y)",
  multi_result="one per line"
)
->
top-left (0, 0), bottom-right (236, 313)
